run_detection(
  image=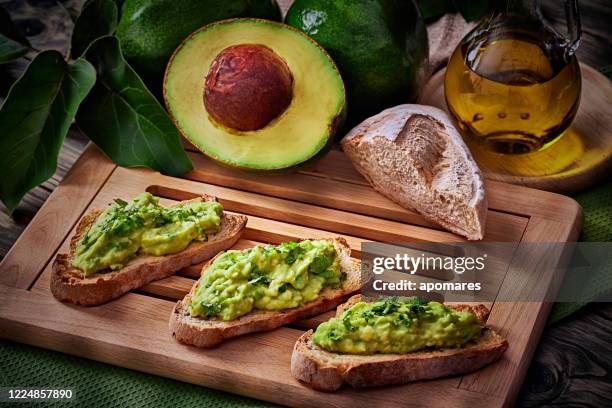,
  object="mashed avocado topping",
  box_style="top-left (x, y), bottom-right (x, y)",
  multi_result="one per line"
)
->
top-left (189, 240), bottom-right (345, 321)
top-left (312, 297), bottom-right (483, 355)
top-left (72, 193), bottom-right (223, 276)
